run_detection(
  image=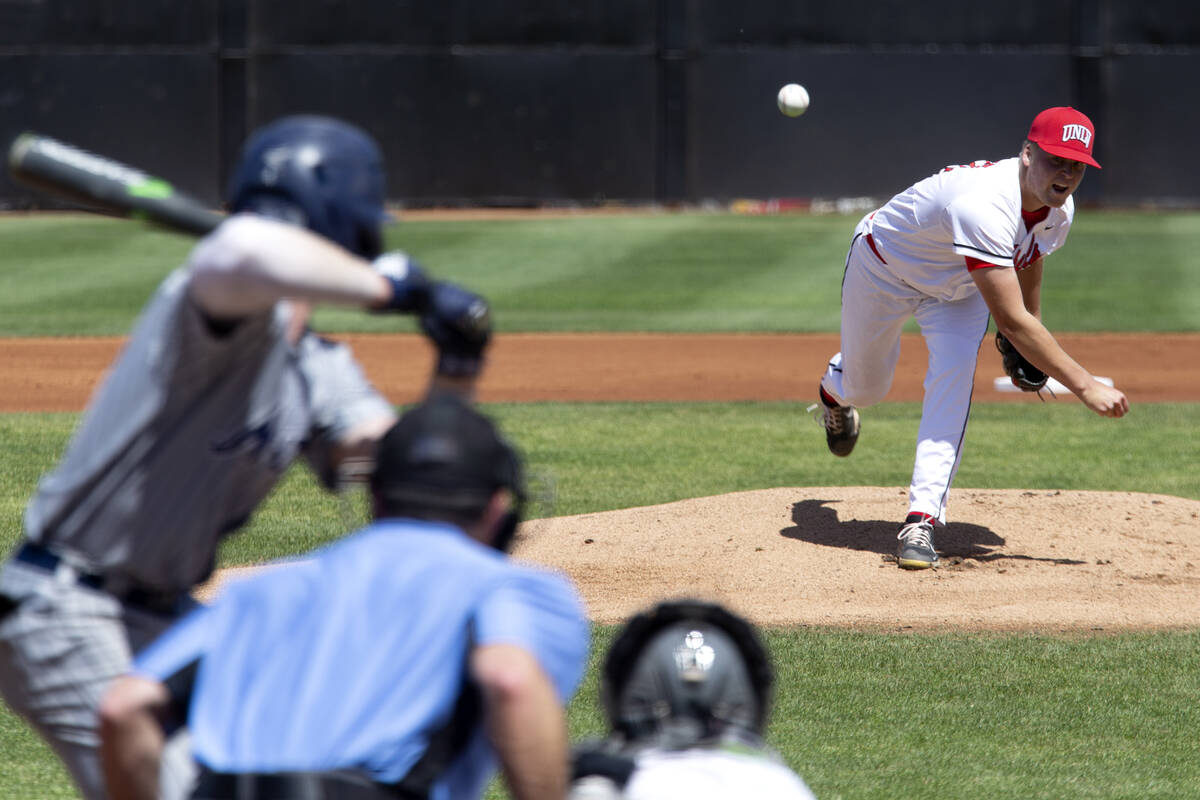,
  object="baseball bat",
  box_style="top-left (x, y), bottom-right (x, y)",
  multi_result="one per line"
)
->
top-left (7, 132), bottom-right (224, 236)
